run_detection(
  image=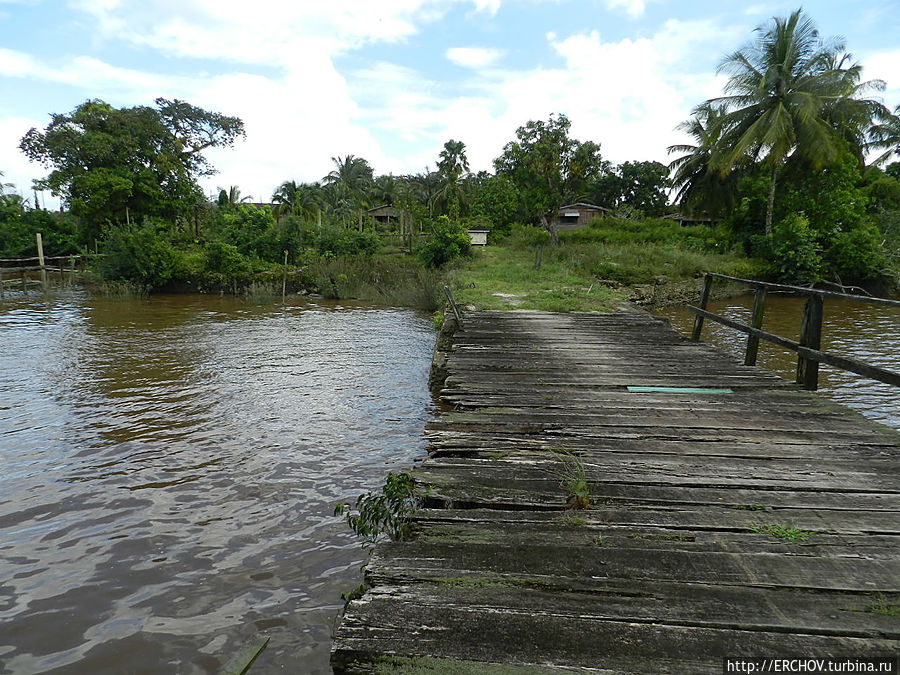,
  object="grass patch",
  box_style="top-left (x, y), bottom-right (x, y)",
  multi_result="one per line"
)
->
top-left (869, 594), bottom-right (900, 617)
top-left (450, 246), bottom-right (620, 312)
top-left (749, 522), bottom-right (815, 542)
top-left (448, 219), bottom-right (767, 312)
top-left (560, 514), bottom-right (588, 527)
top-left (733, 504), bottom-right (768, 511)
